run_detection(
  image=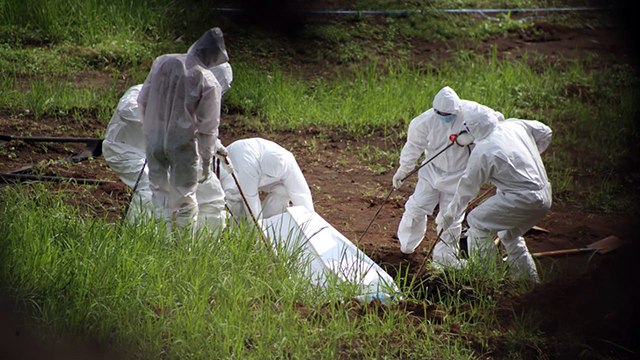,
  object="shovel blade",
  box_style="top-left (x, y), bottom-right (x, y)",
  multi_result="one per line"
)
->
top-left (588, 235), bottom-right (627, 254)
top-left (532, 235), bottom-right (627, 258)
